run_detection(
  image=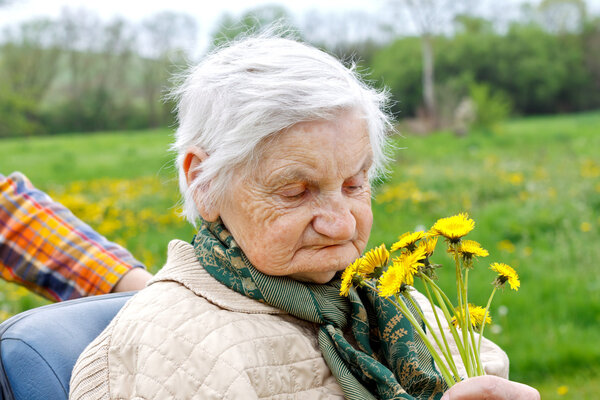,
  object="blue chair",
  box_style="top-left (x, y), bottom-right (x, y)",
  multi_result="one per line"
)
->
top-left (0, 292), bottom-right (135, 400)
